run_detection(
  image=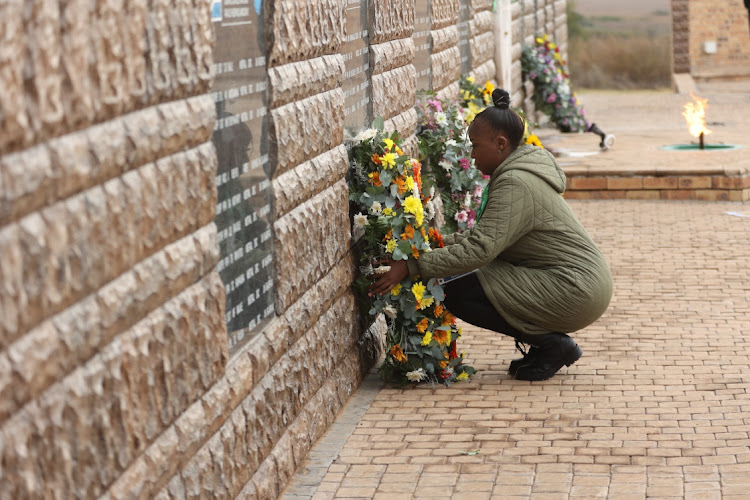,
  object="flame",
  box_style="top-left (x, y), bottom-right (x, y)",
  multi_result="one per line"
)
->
top-left (682, 93), bottom-right (711, 138)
